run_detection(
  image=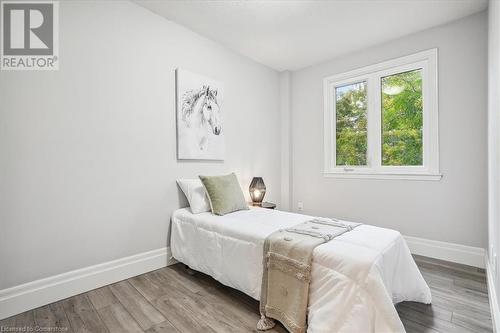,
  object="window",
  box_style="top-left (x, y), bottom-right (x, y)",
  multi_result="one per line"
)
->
top-left (335, 81), bottom-right (367, 166)
top-left (381, 69), bottom-right (423, 166)
top-left (324, 49), bottom-right (440, 180)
